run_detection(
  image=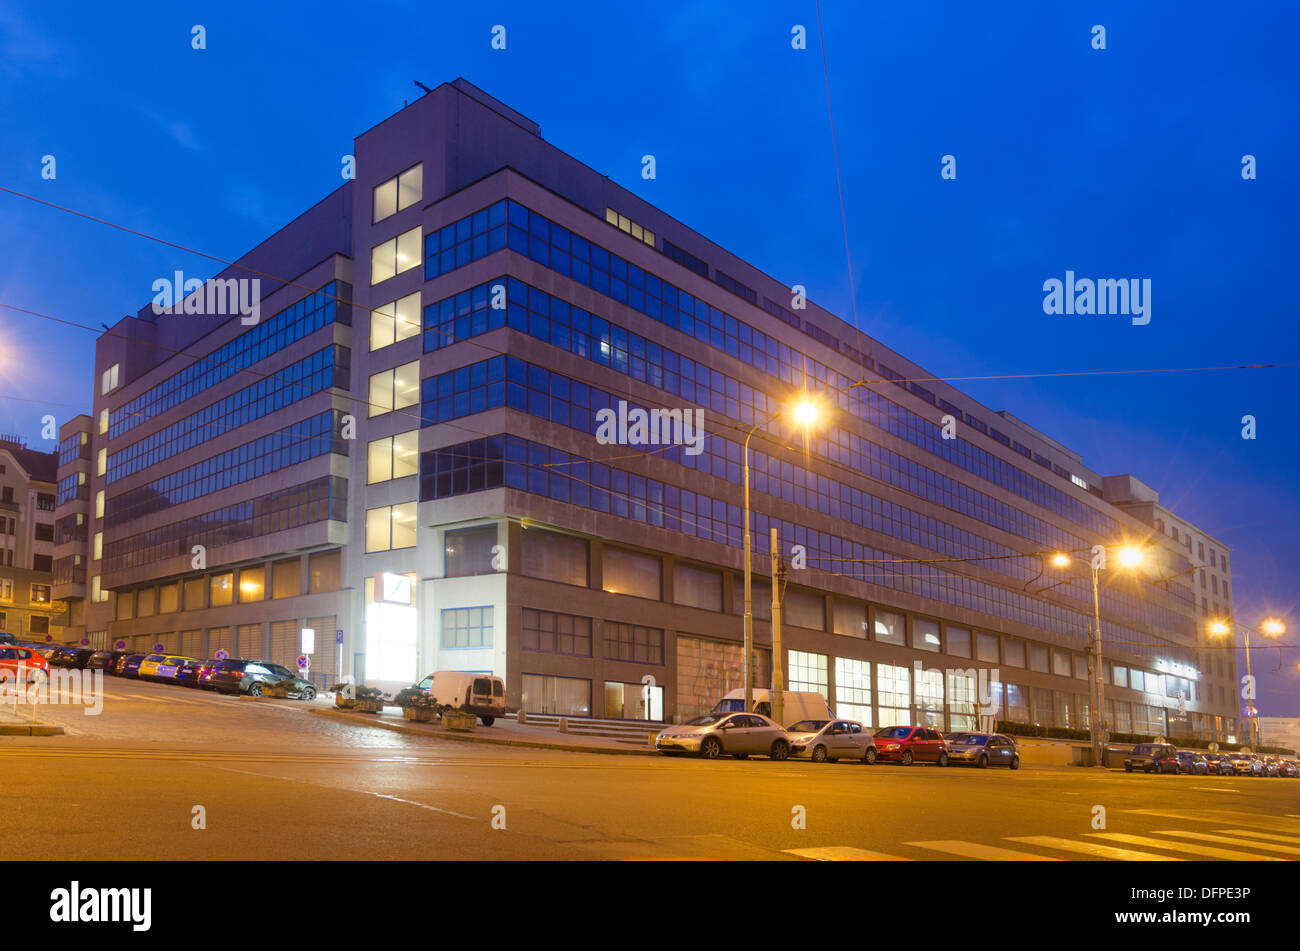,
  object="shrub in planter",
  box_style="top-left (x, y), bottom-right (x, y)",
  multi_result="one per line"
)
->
top-left (330, 683), bottom-right (388, 711)
top-left (394, 686), bottom-right (444, 721)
